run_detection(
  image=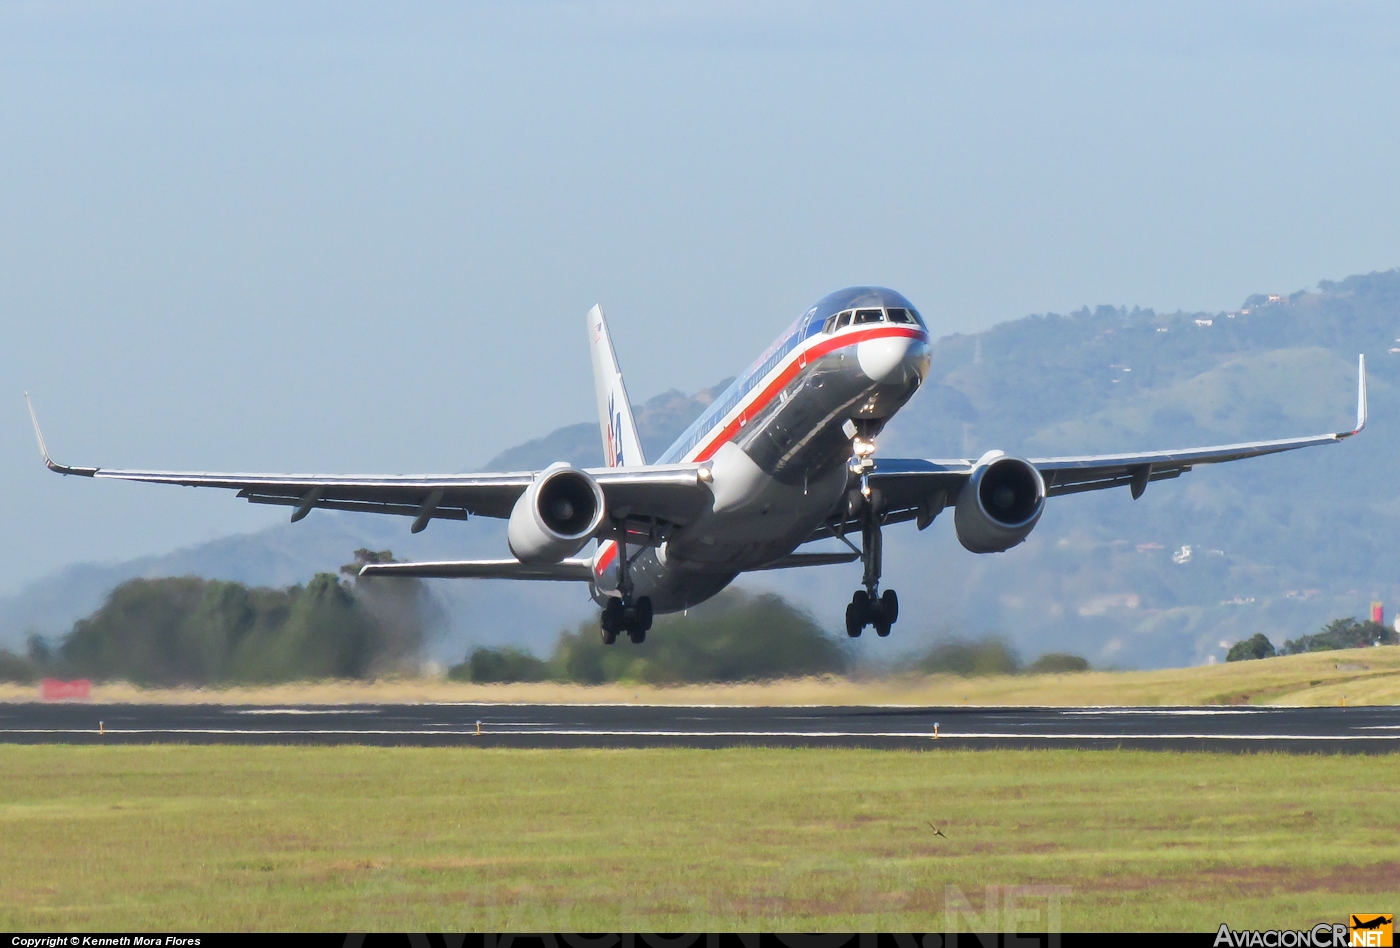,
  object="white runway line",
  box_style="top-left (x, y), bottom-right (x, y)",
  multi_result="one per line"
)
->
top-left (1061, 708), bottom-right (1274, 716)
top-left (3, 727), bottom-right (1399, 741)
top-left (235, 708), bottom-right (381, 715)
